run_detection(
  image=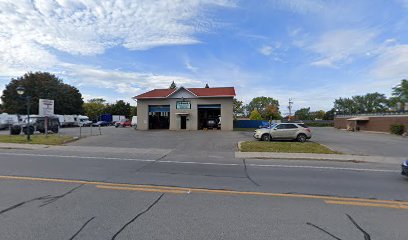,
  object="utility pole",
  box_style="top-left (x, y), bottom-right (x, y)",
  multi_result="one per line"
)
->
top-left (288, 98), bottom-right (293, 119)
